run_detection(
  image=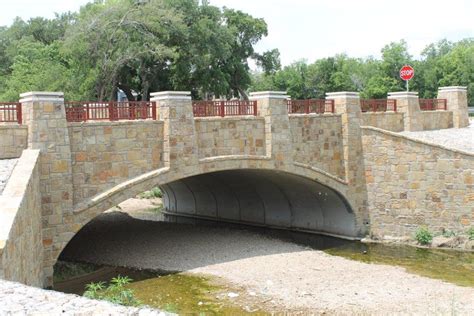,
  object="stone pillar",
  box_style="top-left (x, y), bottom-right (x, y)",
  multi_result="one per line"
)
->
top-left (387, 91), bottom-right (421, 131)
top-left (249, 91), bottom-right (292, 167)
top-left (19, 92), bottom-right (73, 287)
top-left (326, 92), bottom-right (368, 236)
top-left (150, 91), bottom-right (198, 176)
top-left (437, 86), bottom-right (469, 128)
